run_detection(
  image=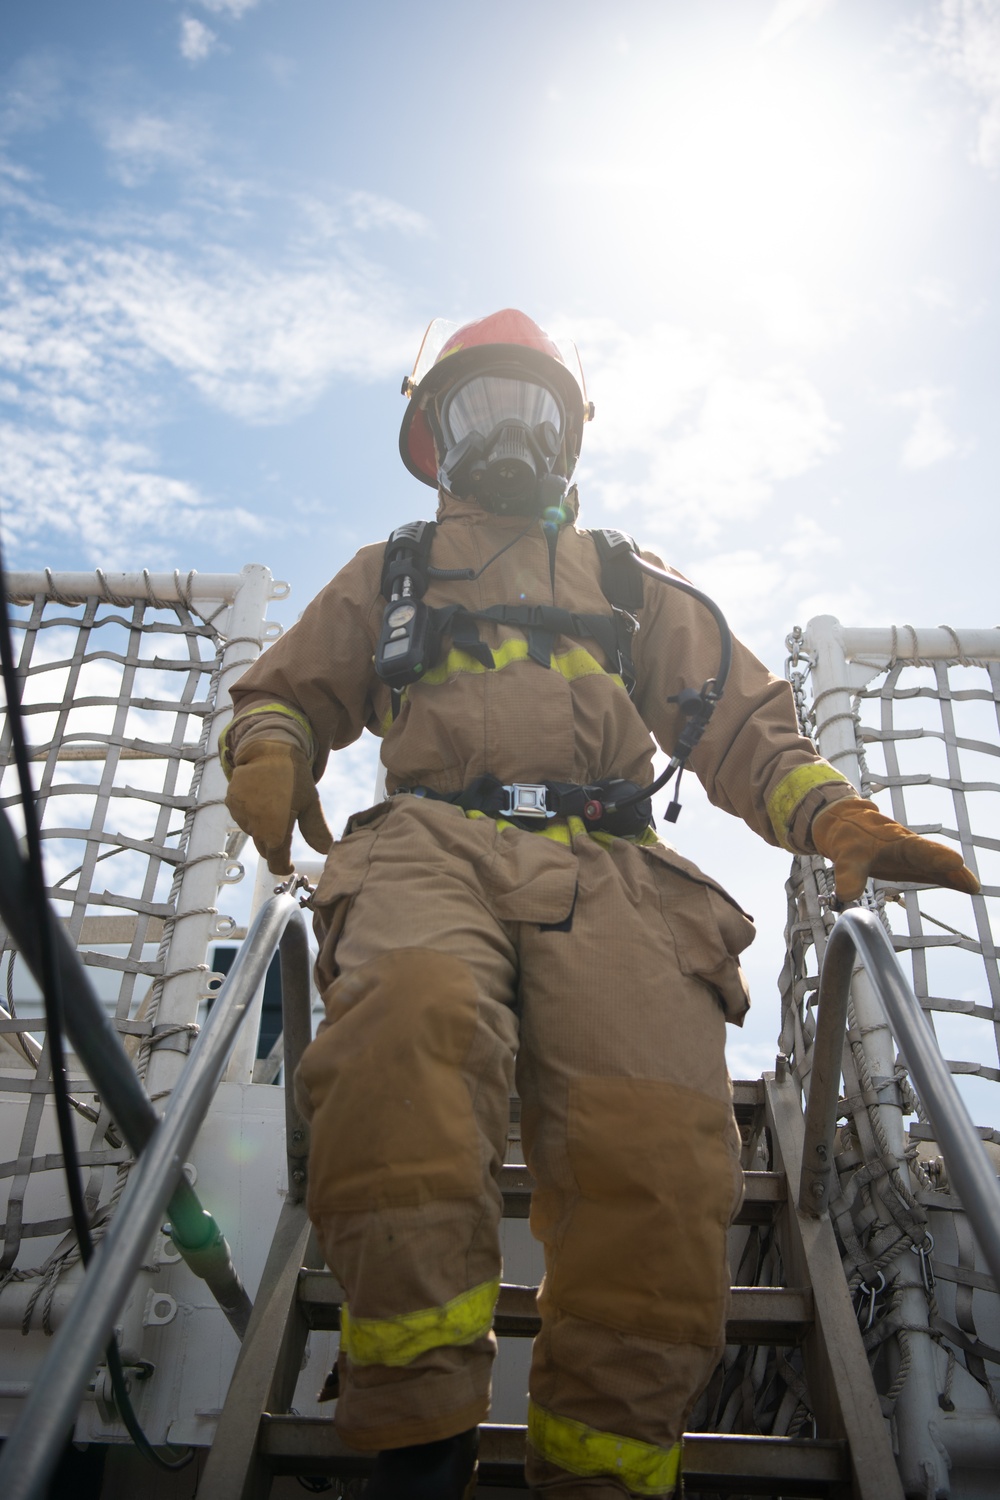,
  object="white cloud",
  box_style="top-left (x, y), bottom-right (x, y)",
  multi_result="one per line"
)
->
top-left (656, 369), bottom-right (838, 525)
top-left (573, 320), bottom-right (839, 542)
top-left (0, 52), bottom-right (66, 139)
top-left (913, 274), bottom-right (960, 312)
top-left (0, 244), bottom-right (159, 430)
top-left (346, 191), bottom-right (431, 237)
top-left (0, 157), bottom-right (35, 185)
top-left (195, 0), bottom-right (261, 16)
top-left (0, 183), bottom-right (425, 432)
top-left (0, 172), bottom-right (423, 560)
top-left (0, 422), bottom-right (264, 566)
top-left (93, 243), bottom-right (416, 421)
top-left (680, 548), bottom-right (789, 625)
top-left (892, 385), bottom-right (963, 469)
top-left (638, 519), bottom-right (857, 661)
top-left (744, 274), bottom-right (857, 351)
top-left (924, 0), bottom-right (1000, 170)
top-left (760, 0), bottom-right (836, 46)
top-left (96, 109), bottom-right (208, 186)
top-left (294, 190), bottom-right (431, 248)
top-left (571, 319), bottom-right (726, 451)
top-left (180, 17), bottom-right (218, 64)
top-left (262, 53), bottom-right (296, 87)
